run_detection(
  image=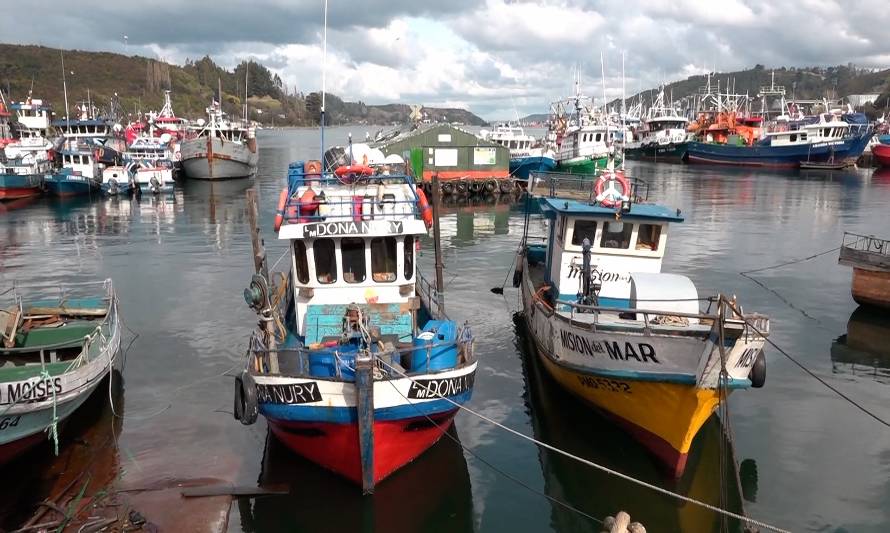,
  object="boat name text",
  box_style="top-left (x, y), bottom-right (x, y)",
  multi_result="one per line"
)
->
top-left (407, 372), bottom-right (475, 399)
top-left (2, 377), bottom-right (64, 405)
top-left (559, 330), bottom-right (660, 363)
top-left (302, 220), bottom-right (403, 238)
top-left (257, 382), bottom-right (322, 404)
